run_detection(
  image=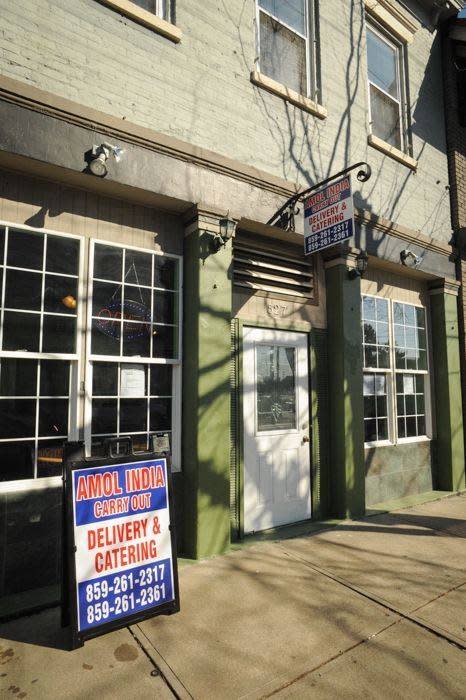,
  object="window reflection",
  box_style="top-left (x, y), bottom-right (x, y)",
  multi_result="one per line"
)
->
top-left (91, 244), bottom-right (179, 361)
top-left (256, 344), bottom-right (296, 431)
top-left (0, 227), bottom-right (79, 482)
top-left (90, 362), bottom-right (173, 451)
